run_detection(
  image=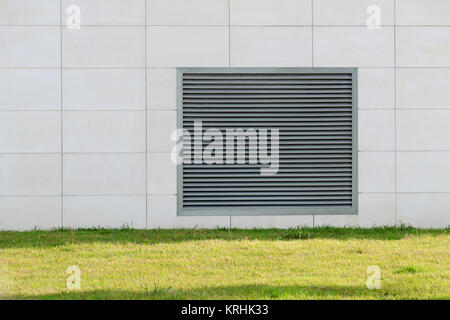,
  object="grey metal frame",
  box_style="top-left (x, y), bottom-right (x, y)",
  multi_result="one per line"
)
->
top-left (176, 67), bottom-right (358, 216)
